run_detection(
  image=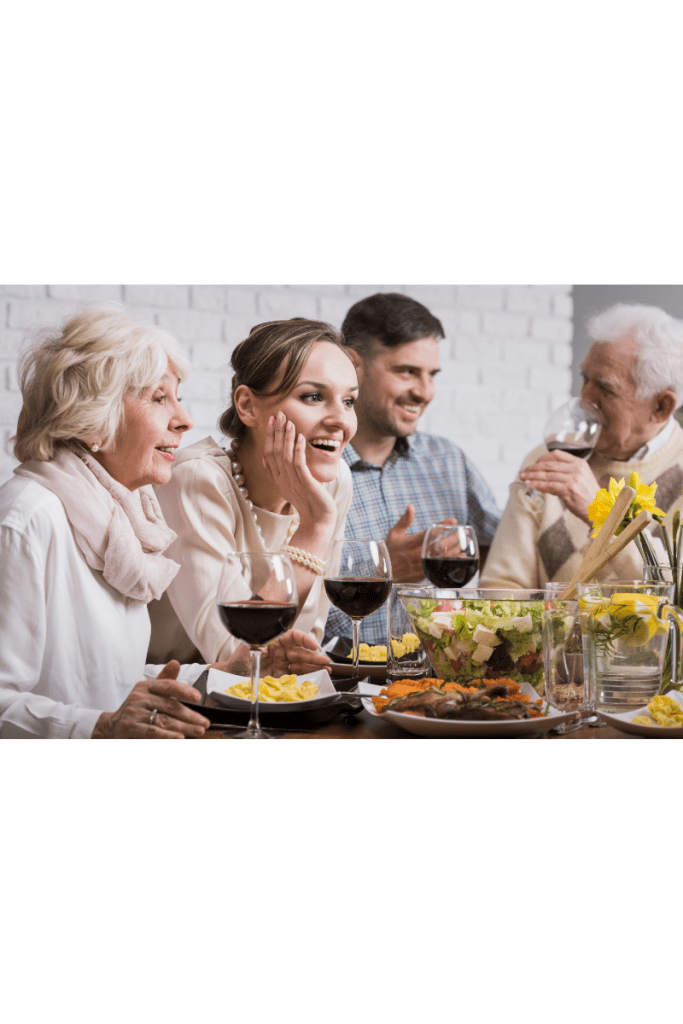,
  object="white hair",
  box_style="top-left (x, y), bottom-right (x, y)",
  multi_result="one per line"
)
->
top-left (13, 305), bottom-right (192, 462)
top-left (587, 303), bottom-right (683, 406)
